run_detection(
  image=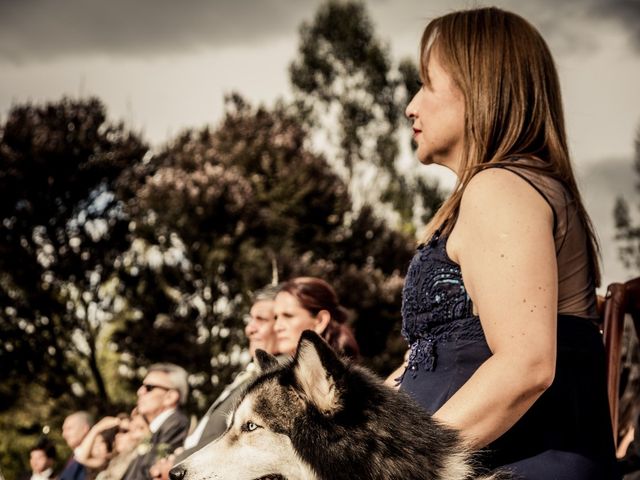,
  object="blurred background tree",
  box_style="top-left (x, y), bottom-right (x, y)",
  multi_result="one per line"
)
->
top-left (0, 97), bottom-right (148, 471)
top-left (613, 126), bottom-right (640, 454)
top-left (289, 0), bottom-right (443, 233)
top-left (0, 0), bottom-right (444, 475)
top-left (615, 128), bottom-right (640, 269)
